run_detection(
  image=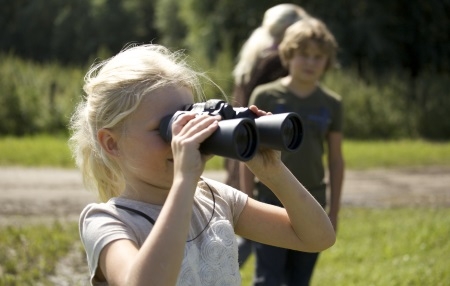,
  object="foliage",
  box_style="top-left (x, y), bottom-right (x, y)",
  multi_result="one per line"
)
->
top-left (1, 52), bottom-right (449, 139)
top-left (1, 0), bottom-right (449, 138)
top-left (1, 0), bottom-right (448, 77)
top-left (0, 0), bottom-right (158, 64)
top-left (0, 55), bottom-right (84, 135)
top-left (240, 207), bottom-right (450, 286)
